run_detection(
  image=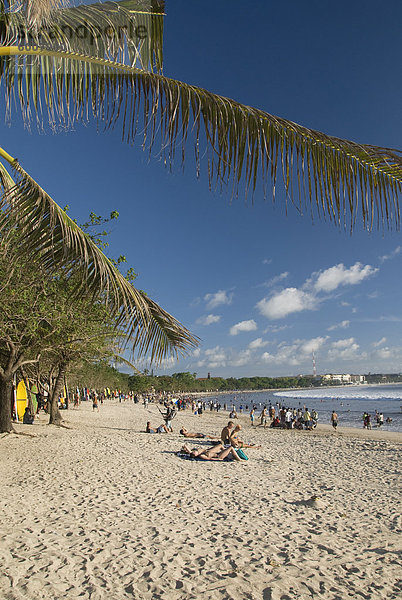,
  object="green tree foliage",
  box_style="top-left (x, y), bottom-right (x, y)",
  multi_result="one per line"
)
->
top-left (127, 374), bottom-right (315, 394)
top-left (67, 361), bottom-right (130, 393)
